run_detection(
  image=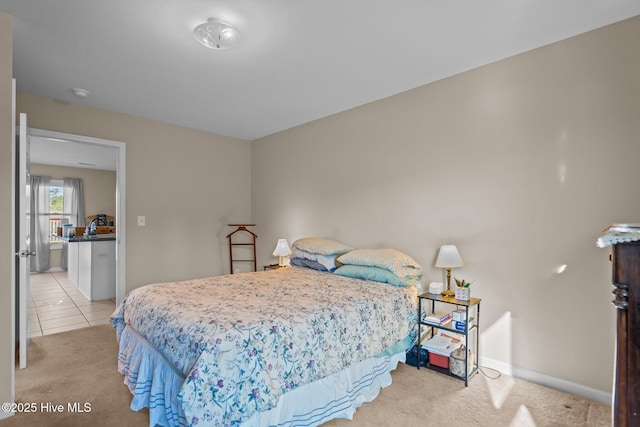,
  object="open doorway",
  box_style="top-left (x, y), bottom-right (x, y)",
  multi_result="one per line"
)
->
top-left (26, 128), bottom-right (126, 316)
